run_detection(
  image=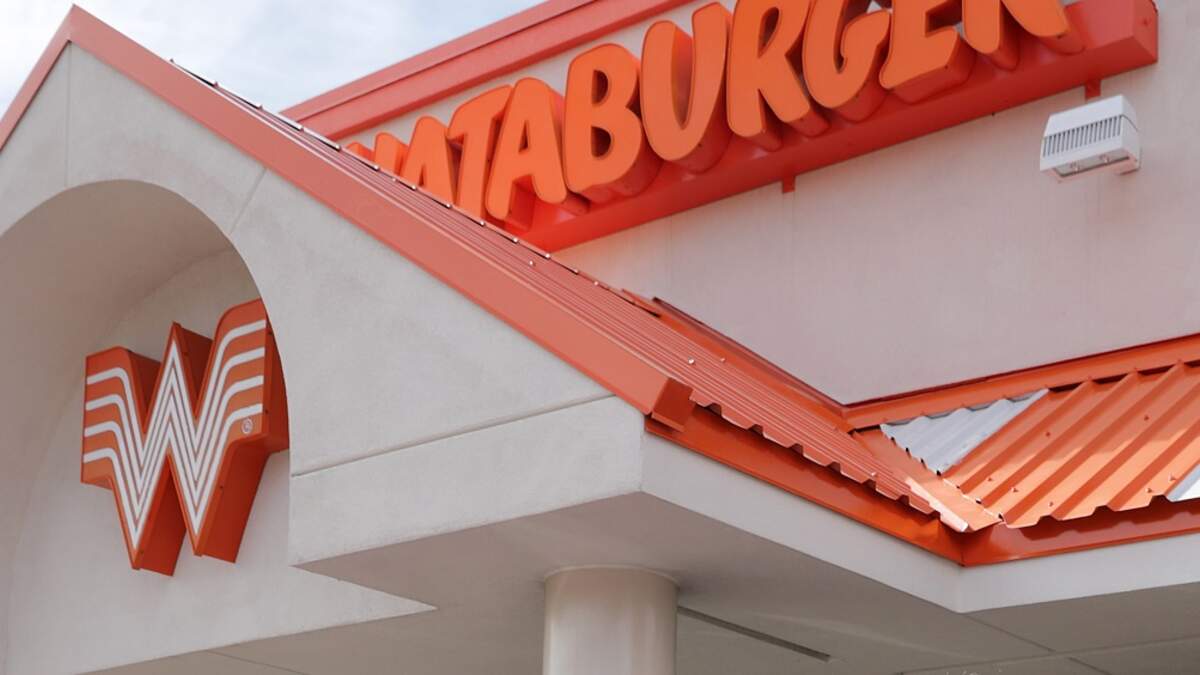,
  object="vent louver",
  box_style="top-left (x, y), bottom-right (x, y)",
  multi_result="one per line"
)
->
top-left (1042, 115), bottom-right (1125, 158)
top-left (1040, 95), bottom-right (1141, 181)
